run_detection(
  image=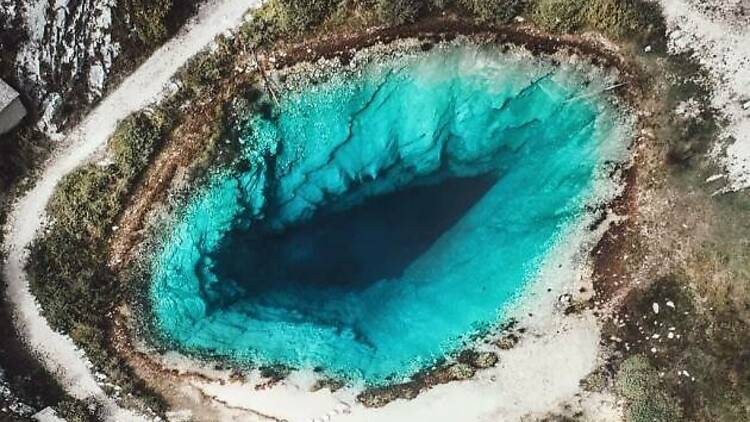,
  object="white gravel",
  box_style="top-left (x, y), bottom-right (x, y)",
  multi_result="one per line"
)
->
top-left (2, 0), bottom-right (260, 420)
top-left (660, 0), bottom-right (750, 191)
